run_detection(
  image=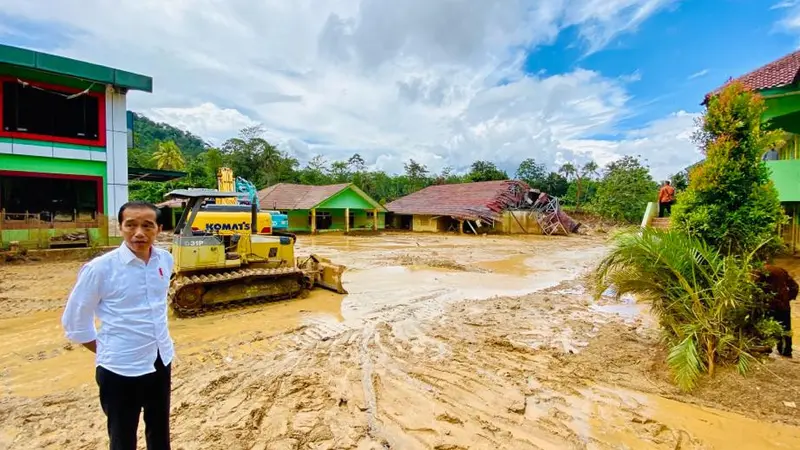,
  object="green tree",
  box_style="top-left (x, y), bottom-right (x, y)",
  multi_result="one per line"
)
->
top-left (671, 81), bottom-right (787, 258)
top-left (131, 112), bottom-right (207, 157)
top-left (559, 161), bottom-right (598, 211)
top-left (467, 160), bottom-right (508, 182)
top-left (669, 170), bottom-right (689, 192)
top-left (515, 158), bottom-right (547, 188)
top-left (150, 140), bottom-right (186, 170)
top-left (221, 125), bottom-right (299, 188)
top-left (592, 156), bottom-right (657, 223)
top-left (540, 172), bottom-right (569, 197)
top-left (593, 228), bottom-right (783, 391)
top-left (329, 161), bottom-right (351, 183)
